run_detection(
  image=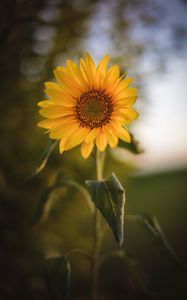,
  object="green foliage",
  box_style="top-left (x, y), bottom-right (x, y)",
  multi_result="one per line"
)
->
top-left (31, 183), bottom-right (65, 225)
top-left (30, 140), bottom-right (57, 178)
top-left (118, 133), bottom-right (143, 154)
top-left (128, 213), bottom-right (187, 269)
top-left (44, 256), bottom-right (71, 300)
top-left (86, 173), bottom-right (126, 246)
top-left (32, 171), bottom-right (92, 225)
